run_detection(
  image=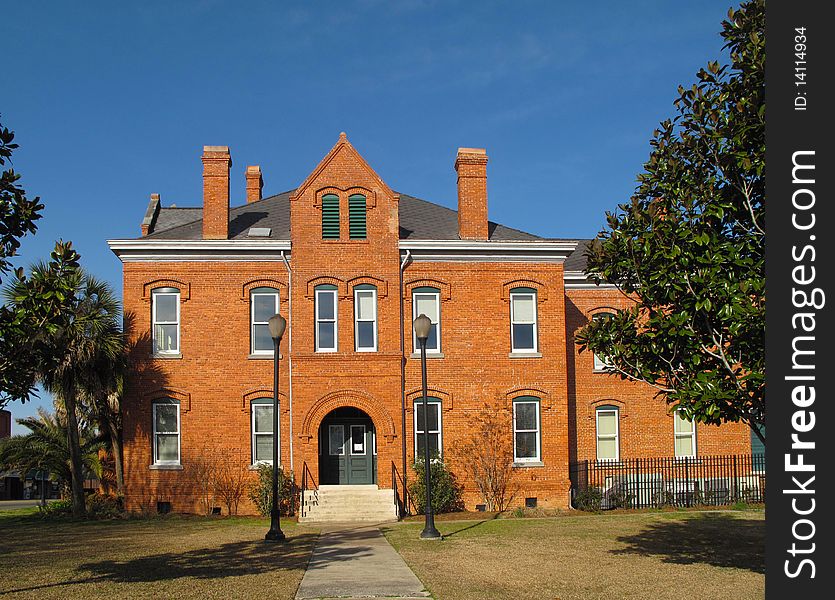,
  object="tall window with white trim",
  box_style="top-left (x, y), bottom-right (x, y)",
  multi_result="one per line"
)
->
top-left (674, 409), bottom-right (697, 458)
top-left (412, 288), bottom-right (440, 353)
top-left (510, 288), bottom-right (538, 352)
top-left (152, 288), bottom-right (180, 355)
top-left (592, 312), bottom-right (614, 370)
top-left (513, 397), bottom-right (541, 462)
top-left (596, 406), bottom-right (619, 461)
top-left (354, 286), bottom-right (377, 352)
top-left (251, 399), bottom-right (275, 464)
top-left (414, 399), bottom-right (442, 458)
top-left (315, 285), bottom-right (338, 352)
top-left (152, 401), bottom-right (180, 465)
top-left (251, 288), bottom-right (279, 355)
